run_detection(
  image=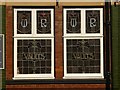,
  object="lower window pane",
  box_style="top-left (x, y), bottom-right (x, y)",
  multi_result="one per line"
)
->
top-left (66, 39), bottom-right (100, 73)
top-left (17, 39), bottom-right (51, 74)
